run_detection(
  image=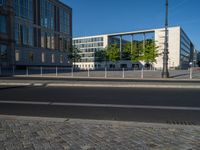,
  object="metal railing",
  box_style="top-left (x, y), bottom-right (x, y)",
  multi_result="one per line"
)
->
top-left (0, 66), bottom-right (200, 79)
